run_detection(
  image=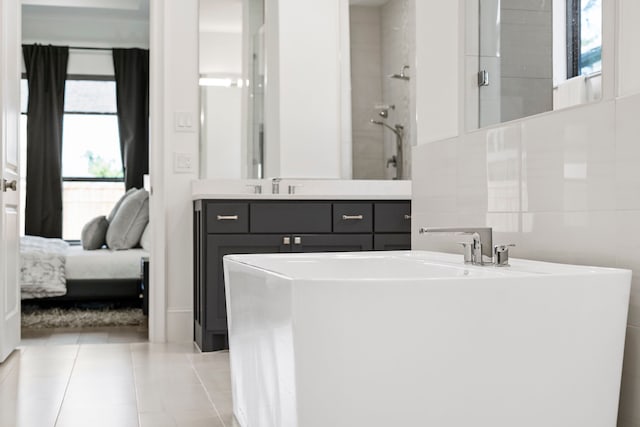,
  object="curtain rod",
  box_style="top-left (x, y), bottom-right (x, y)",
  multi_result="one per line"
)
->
top-left (24, 44), bottom-right (148, 52)
top-left (69, 46), bottom-right (111, 51)
top-left (68, 46), bottom-right (148, 51)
